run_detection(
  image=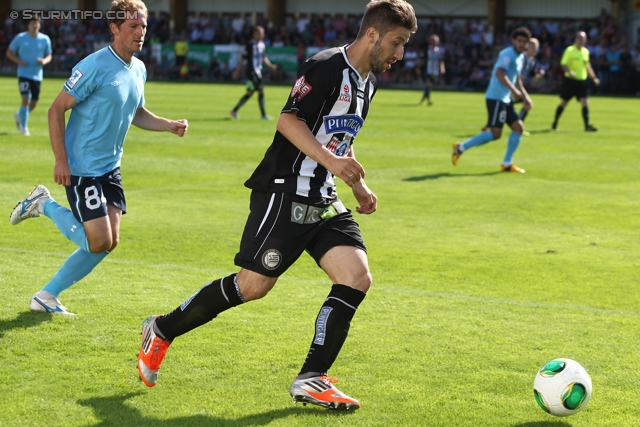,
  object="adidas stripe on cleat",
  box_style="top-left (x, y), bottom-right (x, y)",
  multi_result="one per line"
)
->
top-left (290, 375), bottom-right (360, 410)
top-left (137, 315), bottom-right (171, 387)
